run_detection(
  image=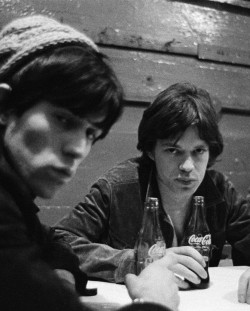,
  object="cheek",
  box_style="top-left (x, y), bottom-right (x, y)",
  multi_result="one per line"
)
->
top-left (23, 130), bottom-right (49, 154)
top-left (155, 156), bottom-right (172, 176)
top-left (198, 159), bottom-right (209, 177)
